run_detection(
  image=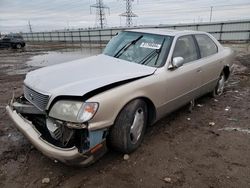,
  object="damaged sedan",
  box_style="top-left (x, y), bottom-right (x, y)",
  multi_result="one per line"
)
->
top-left (6, 29), bottom-right (234, 166)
